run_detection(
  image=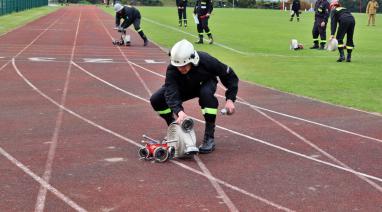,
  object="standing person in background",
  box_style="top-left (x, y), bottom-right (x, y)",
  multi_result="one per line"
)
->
top-left (290, 0), bottom-right (301, 22)
top-left (194, 0), bottom-right (214, 44)
top-left (114, 3), bottom-right (149, 46)
top-left (329, 0), bottom-right (355, 62)
top-left (176, 0), bottom-right (188, 27)
top-left (310, 0), bottom-right (330, 50)
top-left (366, 0), bottom-right (379, 26)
